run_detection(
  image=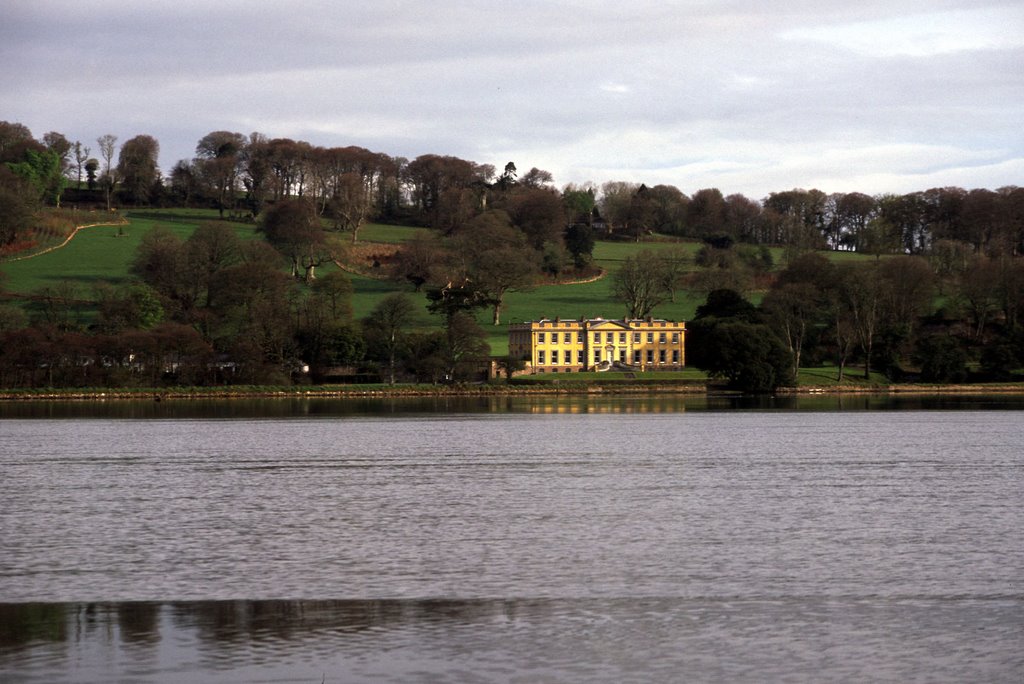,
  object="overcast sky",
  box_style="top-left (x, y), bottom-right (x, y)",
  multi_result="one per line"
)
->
top-left (2, 0), bottom-right (1022, 199)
